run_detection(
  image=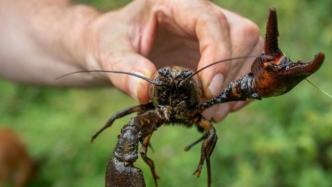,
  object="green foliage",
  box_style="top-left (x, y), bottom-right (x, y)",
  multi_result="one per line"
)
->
top-left (0, 0), bottom-right (331, 186)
